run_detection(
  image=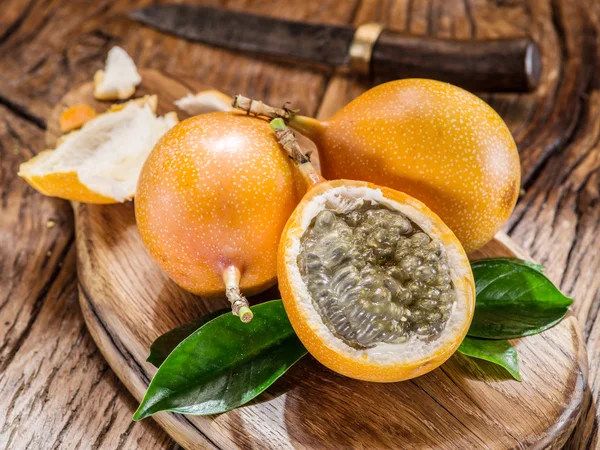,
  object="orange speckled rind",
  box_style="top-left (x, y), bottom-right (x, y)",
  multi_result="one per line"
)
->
top-left (297, 79), bottom-right (520, 253)
top-left (20, 159), bottom-right (117, 204)
top-left (278, 179), bottom-right (475, 382)
top-left (59, 104), bottom-right (97, 133)
top-left (135, 112), bottom-right (301, 297)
